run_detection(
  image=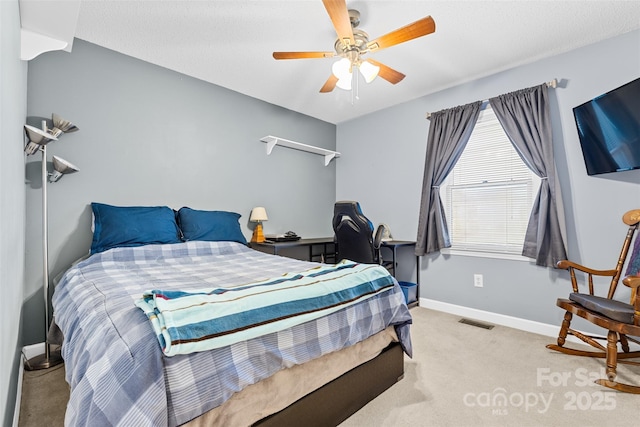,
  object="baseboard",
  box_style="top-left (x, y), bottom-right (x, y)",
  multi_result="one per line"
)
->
top-left (22, 342), bottom-right (45, 361)
top-left (13, 355), bottom-right (24, 427)
top-left (13, 363), bottom-right (24, 427)
top-left (13, 343), bottom-right (45, 427)
top-left (418, 297), bottom-right (640, 350)
top-left (420, 298), bottom-right (563, 337)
